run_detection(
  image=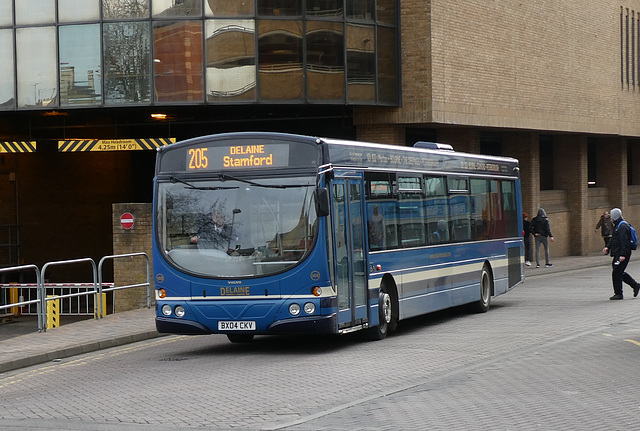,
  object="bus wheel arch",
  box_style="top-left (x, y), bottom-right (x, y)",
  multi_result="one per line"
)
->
top-left (470, 262), bottom-right (493, 313)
